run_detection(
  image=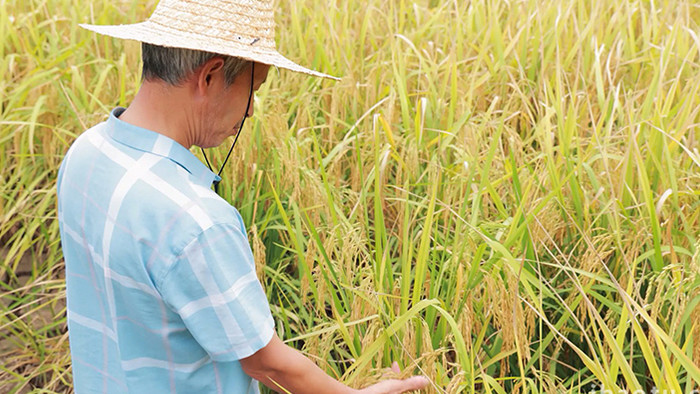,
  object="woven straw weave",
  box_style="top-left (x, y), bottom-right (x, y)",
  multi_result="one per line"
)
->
top-left (80, 0), bottom-right (338, 80)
